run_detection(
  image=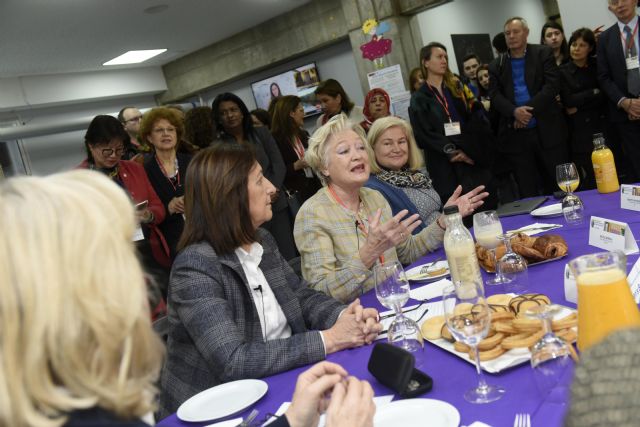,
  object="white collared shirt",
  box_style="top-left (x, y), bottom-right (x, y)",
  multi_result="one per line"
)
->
top-left (617, 15), bottom-right (640, 57)
top-left (235, 243), bottom-right (292, 341)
